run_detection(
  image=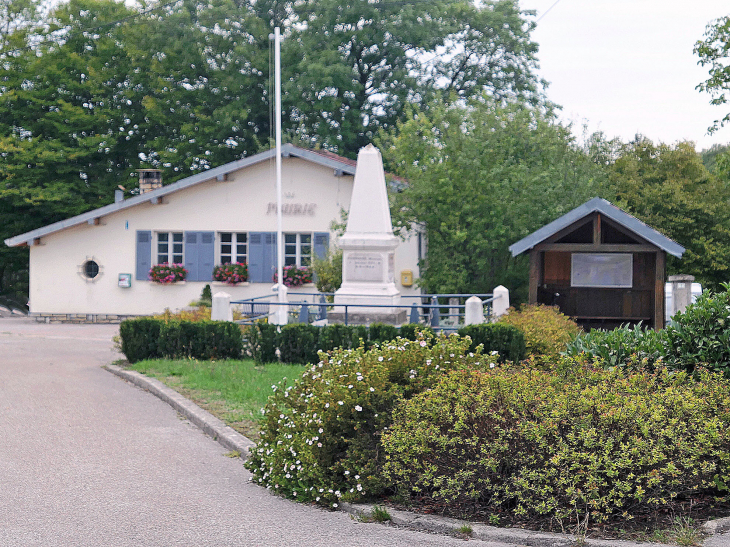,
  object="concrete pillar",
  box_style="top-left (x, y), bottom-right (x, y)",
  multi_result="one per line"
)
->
top-left (464, 296), bottom-right (484, 325)
top-left (271, 284), bottom-right (289, 325)
top-left (448, 297), bottom-right (460, 322)
top-left (492, 285), bottom-right (510, 318)
top-left (668, 274), bottom-right (694, 318)
top-left (211, 292), bottom-right (233, 322)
